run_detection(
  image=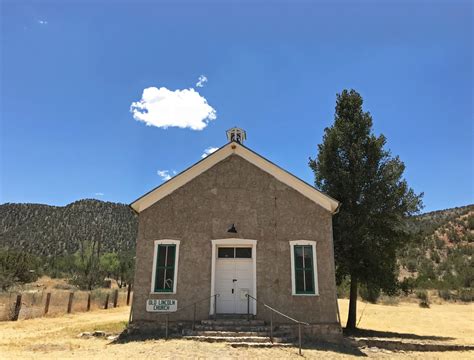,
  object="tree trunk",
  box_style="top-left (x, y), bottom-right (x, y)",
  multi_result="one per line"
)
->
top-left (346, 275), bottom-right (358, 330)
